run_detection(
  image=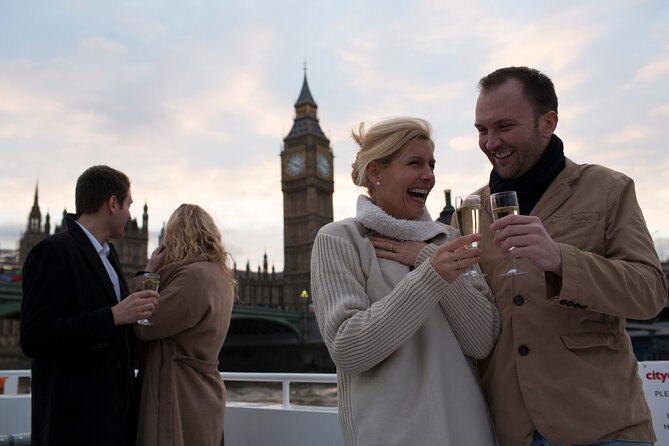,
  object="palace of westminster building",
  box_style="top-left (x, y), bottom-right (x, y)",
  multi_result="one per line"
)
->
top-left (13, 73), bottom-right (456, 311)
